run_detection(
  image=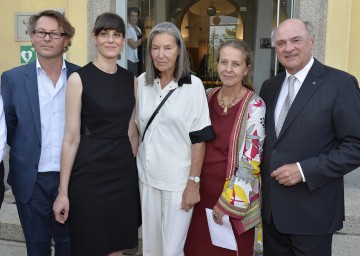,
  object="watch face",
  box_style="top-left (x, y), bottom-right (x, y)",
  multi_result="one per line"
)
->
top-left (194, 177), bottom-right (200, 182)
